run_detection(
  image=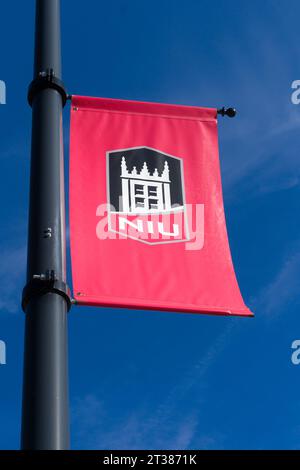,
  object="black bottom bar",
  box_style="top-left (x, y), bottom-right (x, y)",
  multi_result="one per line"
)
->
top-left (0, 450), bottom-right (299, 466)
